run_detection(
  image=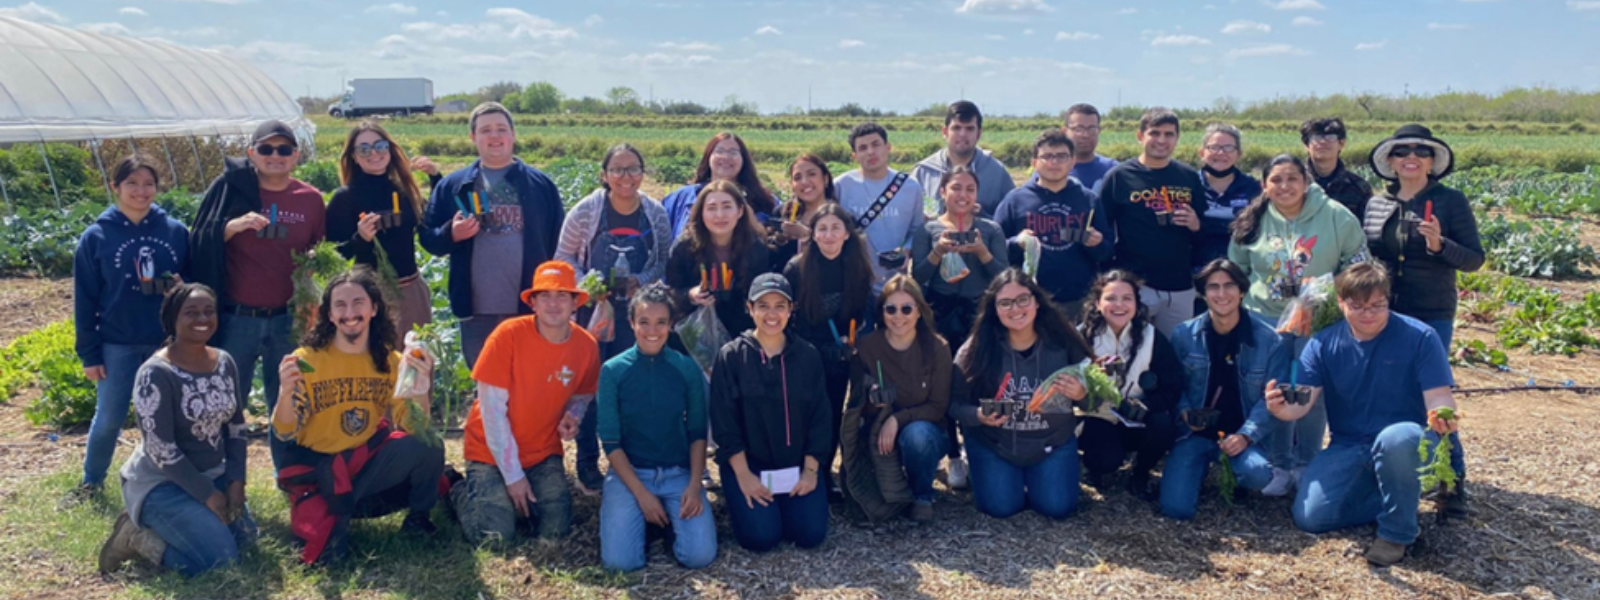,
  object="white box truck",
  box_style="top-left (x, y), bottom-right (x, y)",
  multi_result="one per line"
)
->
top-left (327, 78), bottom-right (434, 118)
